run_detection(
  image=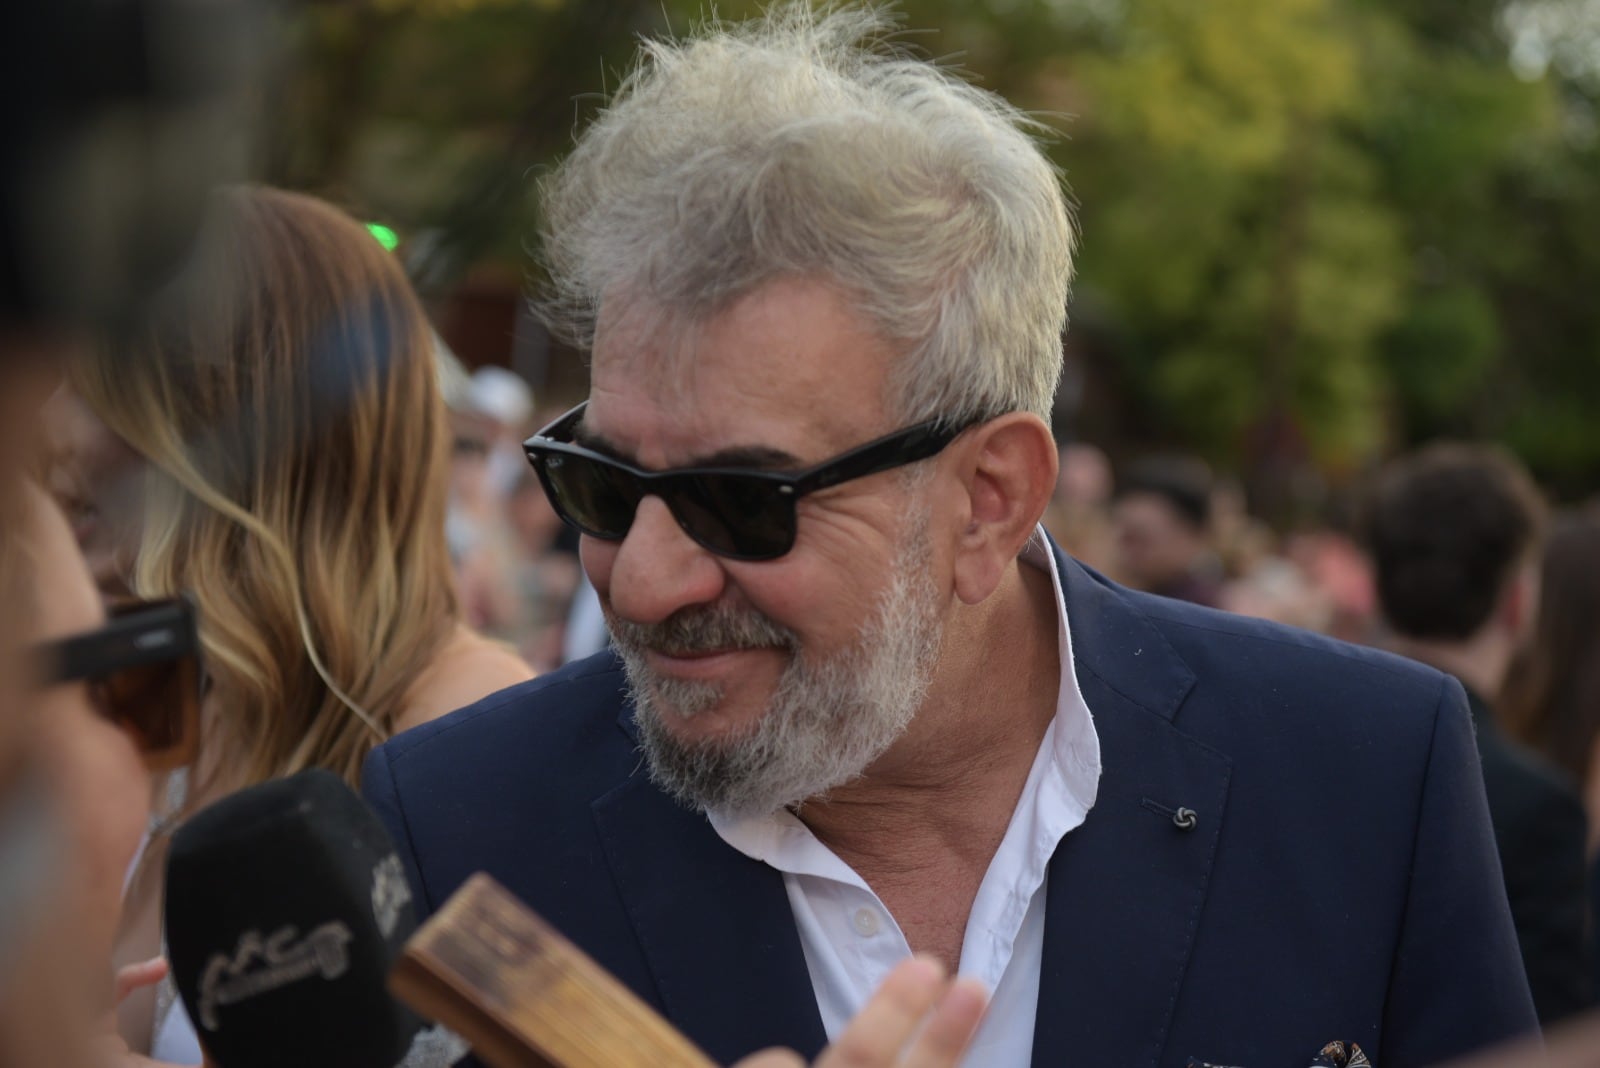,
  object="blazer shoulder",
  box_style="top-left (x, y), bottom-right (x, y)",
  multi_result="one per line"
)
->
top-left (1106, 590), bottom-right (1460, 762)
top-left (1057, 548), bottom-right (1449, 727)
top-left (374, 651), bottom-right (633, 778)
top-left (1142, 592), bottom-right (1448, 699)
top-left (360, 652), bottom-right (643, 922)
